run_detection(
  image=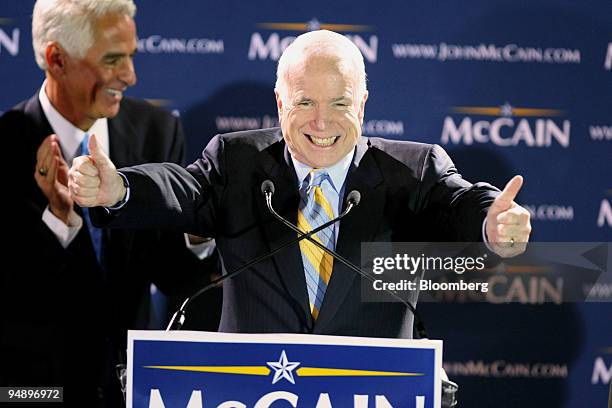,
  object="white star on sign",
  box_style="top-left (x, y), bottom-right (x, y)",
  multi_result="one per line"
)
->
top-left (307, 18), bottom-right (321, 31)
top-left (500, 102), bottom-right (513, 117)
top-left (267, 350), bottom-right (300, 384)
